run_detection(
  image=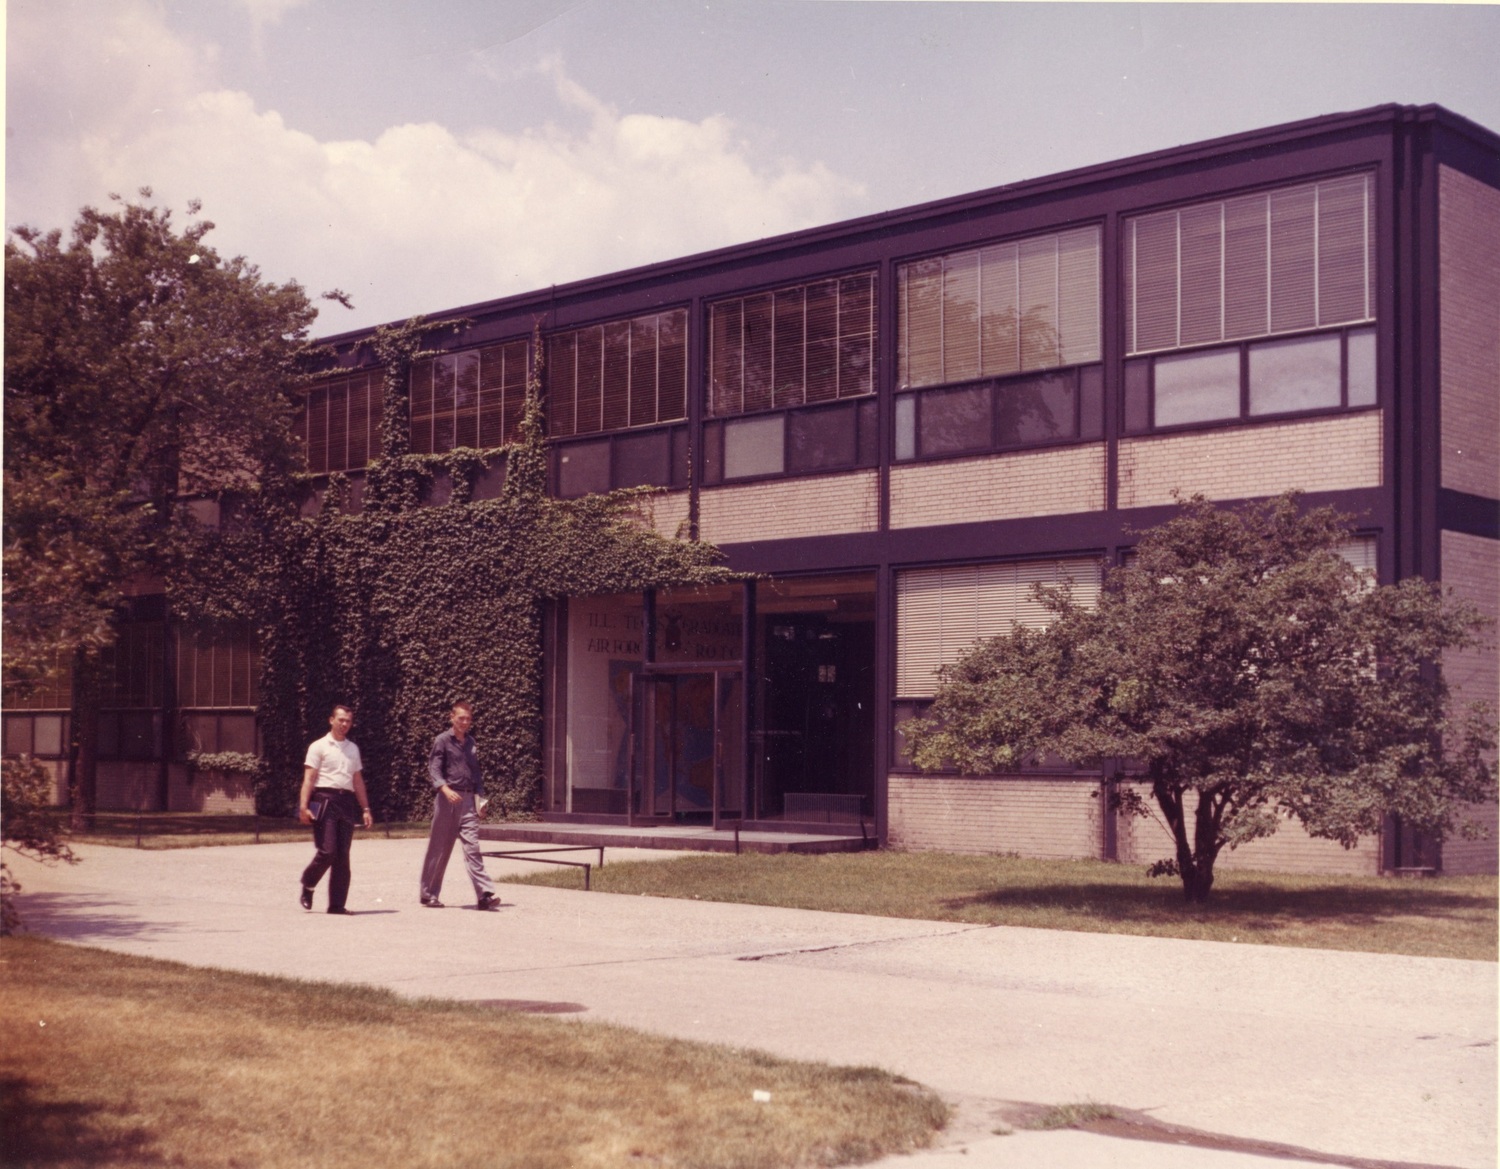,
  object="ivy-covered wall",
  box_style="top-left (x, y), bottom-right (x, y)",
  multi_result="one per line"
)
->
top-left (177, 321), bottom-right (730, 819)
